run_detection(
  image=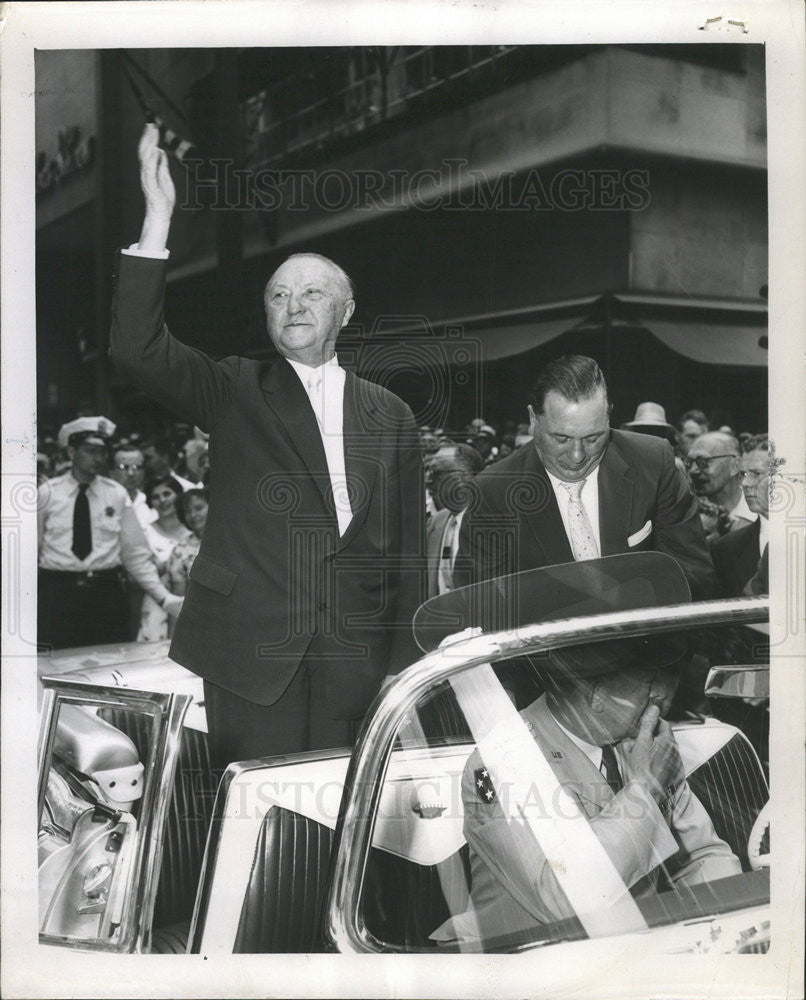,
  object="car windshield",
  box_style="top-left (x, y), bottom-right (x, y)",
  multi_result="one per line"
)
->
top-left (353, 559), bottom-right (769, 954)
